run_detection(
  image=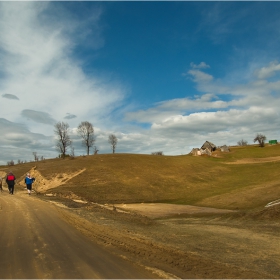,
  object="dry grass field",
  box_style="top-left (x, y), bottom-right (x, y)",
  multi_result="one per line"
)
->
top-left (1, 144), bottom-right (280, 278)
